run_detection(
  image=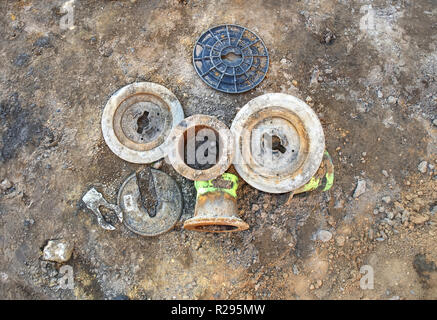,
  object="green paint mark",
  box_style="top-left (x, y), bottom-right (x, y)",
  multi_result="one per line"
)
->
top-left (195, 173), bottom-right (238, 198)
